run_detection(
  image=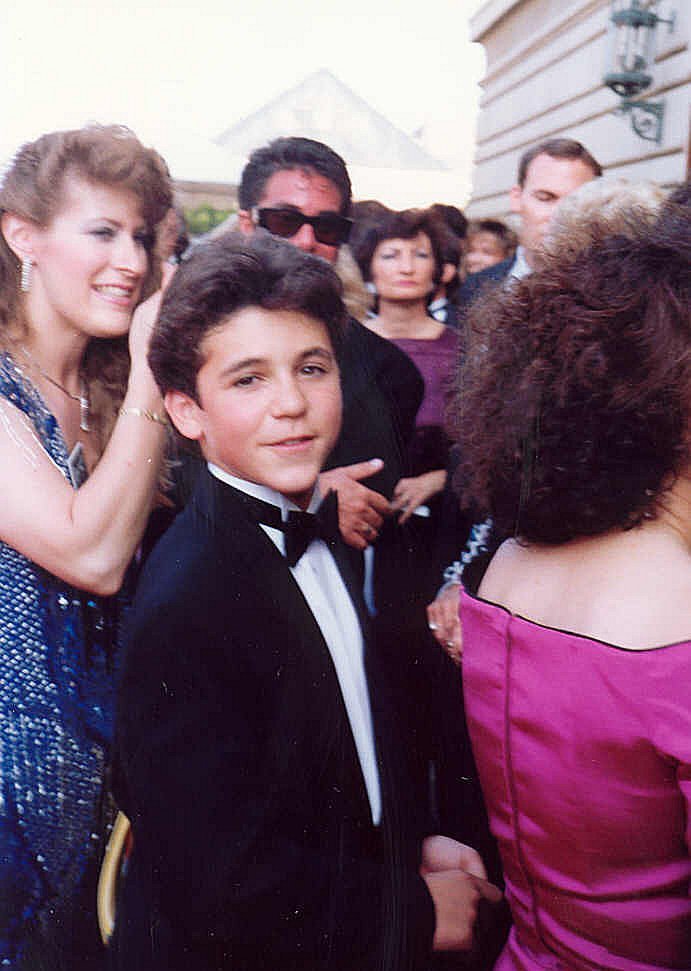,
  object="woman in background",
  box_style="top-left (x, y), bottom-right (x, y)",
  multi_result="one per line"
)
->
top-left (0, 124), bottom-right (171, 969)
top-left (448, 203), bottom-right (690, 969)
top-left (357, 209), bottom-right (457, 547)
